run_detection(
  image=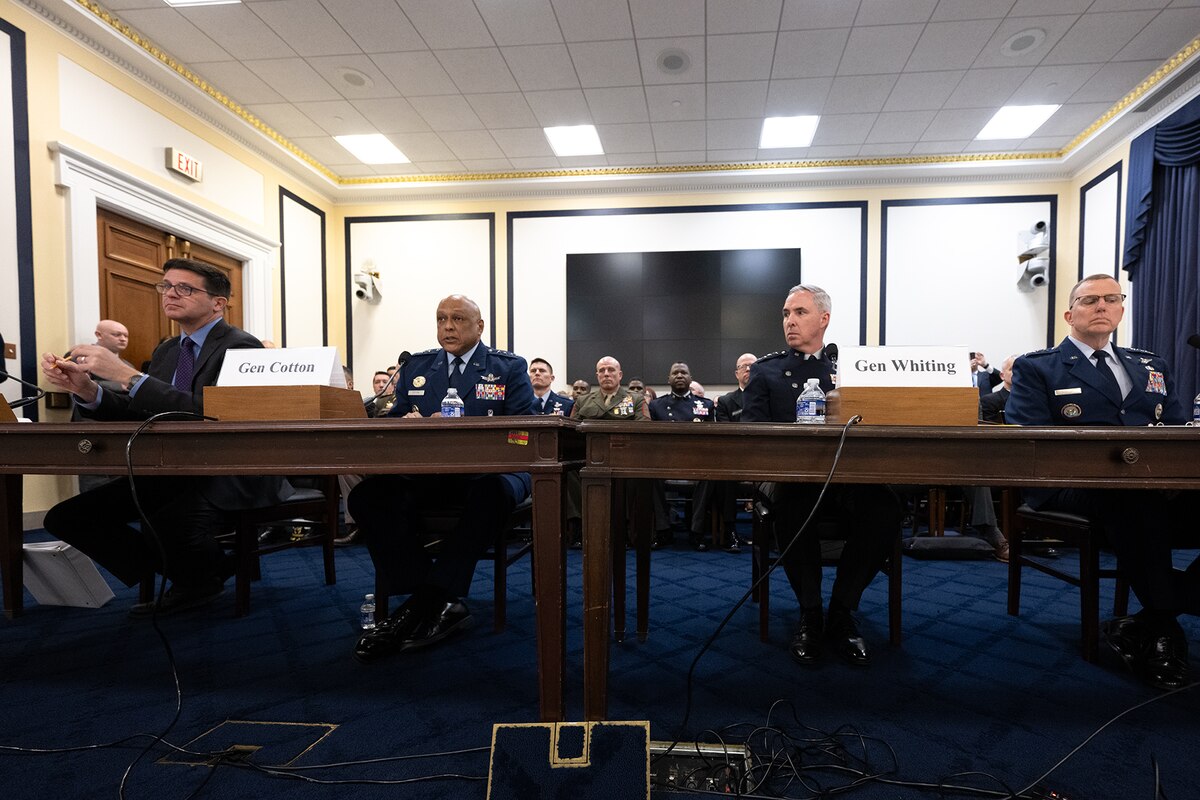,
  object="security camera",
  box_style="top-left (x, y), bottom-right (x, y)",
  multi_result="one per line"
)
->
top-left (1017, 255), bottom-right (1048, 292)
top-left (352, 271), bottom-right (375, 302)
top-left (1019, 221), bottom-right (1049, 259)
